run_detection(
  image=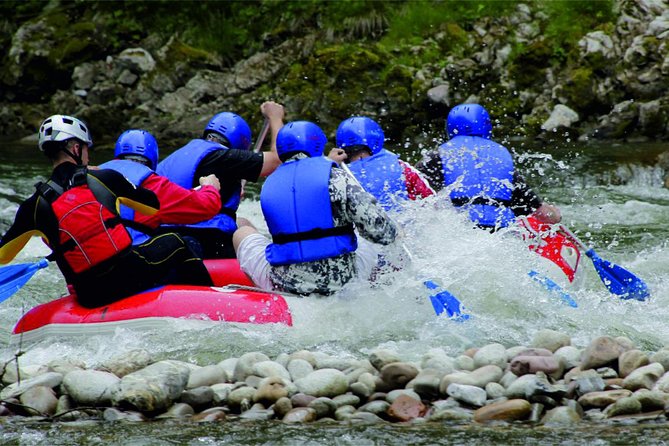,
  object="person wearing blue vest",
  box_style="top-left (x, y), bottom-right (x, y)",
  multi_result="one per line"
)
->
top-left (232, 121), bottom-right (398, 296)
top-left (334, 116), bottom-right (434, 211)
top-left (416, 103), bottom-right (561, 231)
top-left (99, 129), bottom-right (222, 246)
top-left (157, 101), bottom-right (284, 259)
